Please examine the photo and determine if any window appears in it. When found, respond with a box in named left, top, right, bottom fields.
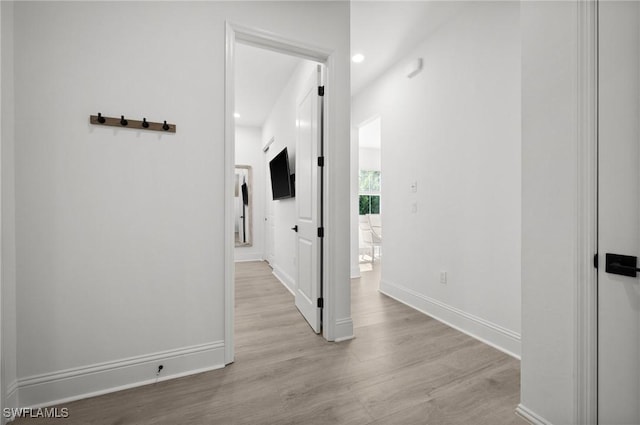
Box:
left=359, top=170, right=381, bottom=215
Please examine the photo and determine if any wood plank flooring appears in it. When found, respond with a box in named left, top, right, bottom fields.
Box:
left=14, top=261, right=525, bottom=424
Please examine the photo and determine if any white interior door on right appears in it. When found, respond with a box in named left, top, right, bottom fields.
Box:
left=598, top=2, right=640, bottom=424
left=294, top=66, right=322, bottom=333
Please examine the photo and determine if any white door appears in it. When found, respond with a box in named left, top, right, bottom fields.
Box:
left=294, top=66, right=323, bottom=333
left=598, top=2, right=640, bottom=423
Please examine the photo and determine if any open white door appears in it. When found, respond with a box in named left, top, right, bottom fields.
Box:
left=294, top=66, right=323, bottom=333
left=598, top=2, right=640, bottom=423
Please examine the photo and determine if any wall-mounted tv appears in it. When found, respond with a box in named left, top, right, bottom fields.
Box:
left=269, top=147, right=295, bottom=200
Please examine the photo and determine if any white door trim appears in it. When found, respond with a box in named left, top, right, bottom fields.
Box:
left=576, top=0, right=598, bottom=423
left=224, top=22, right=335, bottom=364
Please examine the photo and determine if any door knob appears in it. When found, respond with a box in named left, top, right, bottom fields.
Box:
left=605, top=253, right=640, bottom=277
left=291, top=225, right=298, bottom=232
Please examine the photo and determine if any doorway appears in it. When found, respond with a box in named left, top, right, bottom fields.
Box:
left=356, top=117, right=382, bottom=275
left=224, top=23, right=335, bottom=364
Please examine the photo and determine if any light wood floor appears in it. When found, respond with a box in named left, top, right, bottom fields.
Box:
left=15, top=261, right=525, bottom=425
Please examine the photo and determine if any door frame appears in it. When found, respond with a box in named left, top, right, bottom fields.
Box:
left=224, top=22, right=335, bottom=364
left=576, top=0, right=598, bottom=423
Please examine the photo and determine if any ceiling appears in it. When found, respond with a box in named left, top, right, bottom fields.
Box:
left=351, top=1, right=465, bottom=95
left=235, top=43, right=303, bottom=127
left=235, top=2, right=466, bottom=127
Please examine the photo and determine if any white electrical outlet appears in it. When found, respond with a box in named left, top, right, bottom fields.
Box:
left=410, top=181, right=418, bottom=193
left=411, top=202, right=418, bottom=213
left=440, top=271, right=447, bottom=284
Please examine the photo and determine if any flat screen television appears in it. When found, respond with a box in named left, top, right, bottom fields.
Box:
left=269, top=147, right=295, bottom=200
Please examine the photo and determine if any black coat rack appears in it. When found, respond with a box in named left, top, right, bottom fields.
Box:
left=90, top=113, right=176, bottom=133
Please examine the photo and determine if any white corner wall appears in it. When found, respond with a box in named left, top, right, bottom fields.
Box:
left=261, top=61, right=317, bottom=293
left=519, top=1, right=579, bottom=424
left=359, top=147, right=380, bottom=172
left=234, top=125, right=264, bottom=262
left=352, top=2, right=521, bottom=357
left=12, top=1, right=350, bottom=407
left=1, top=0, right=17, bottom=419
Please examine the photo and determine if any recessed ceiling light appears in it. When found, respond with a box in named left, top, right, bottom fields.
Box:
left=234, top=113, right=240, bottom=118
left=352, top=54, right=365, bottom=64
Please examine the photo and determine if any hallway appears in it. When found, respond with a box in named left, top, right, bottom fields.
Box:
left=14, top=261, right=523, bottom=424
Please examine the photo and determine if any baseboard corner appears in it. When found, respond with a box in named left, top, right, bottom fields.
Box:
left=516, top=404, right=552, bottom=425
left=332, top=317, right=354, bottom=342
left=379, top=279, right=521, bottom=359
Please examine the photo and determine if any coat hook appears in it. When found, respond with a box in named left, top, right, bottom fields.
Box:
left=120, top=115, right=128, bottom=126
left=162, top=121, right=170, bottom=131
left=142, top=118, right=149, bottom=128
left=97, top=113, right=106, bottom=124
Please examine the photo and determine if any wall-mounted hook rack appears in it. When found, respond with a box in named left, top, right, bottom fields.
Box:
left=90, top=113, right=176, bottom=133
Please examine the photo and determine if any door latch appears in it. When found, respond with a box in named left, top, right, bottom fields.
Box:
left=605, top=253, right=640, bottom=277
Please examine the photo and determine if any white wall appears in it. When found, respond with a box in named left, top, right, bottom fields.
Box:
left=1, top=1, right=17, bottom=419
left=234, top=126, right=264, bottom=262
left=352, top=2, right=521, bottom=356
left=359, top=147, right=380, bottom=172
left=12, top=1, right=350, bottom=407
left=519, top=1, right=578, bottom=424
left=262, top=61, right=317, bottom=293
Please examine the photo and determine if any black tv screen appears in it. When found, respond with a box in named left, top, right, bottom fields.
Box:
left=241, top=182, right=249, bottom=206
left=270, top=147, right=294, bottom=200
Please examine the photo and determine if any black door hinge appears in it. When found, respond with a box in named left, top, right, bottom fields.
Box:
left=317, top=156, right=325, bottom=167
left=318, top=86, right=325, bottom=96
left=317, top=298, right=324, bottom=308
left=594, top=253, right=598, bottom=269
left=317, top=227, right=324, bottom=238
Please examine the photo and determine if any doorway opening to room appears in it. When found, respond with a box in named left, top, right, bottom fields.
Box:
left=224, top=24, right=335, bottom=364
left=356, top=116, right=382, bottom=276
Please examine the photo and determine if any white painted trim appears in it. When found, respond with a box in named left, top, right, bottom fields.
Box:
left=321, top=54, right=346, bottom=342
left=356, top=113, right=382, bottom=131
left=230, top=22, right=332, bottom=63
left=350, top=266, right=361, bottom=279
left=516, top=404, right=553, bottom=425
left=4, top=381, right=17, bottom=420
left=575, top=1, right=599, bottom=424
left=224, top=22, right=236, bottom=366
left=2, top=381, right=17, bottom=422
left=333, top=318, right=354, bottom=342
left=17, top=341, right=225, bottom=408
left=0, top=2, right=4, bottom=420
left=234, top=254, right=264, bottom=263
left=272, top=264, right=296, bottom=296
left=225, top=21, right=342, bottom=348
left=380, top=279, right=520, bottom=358
left=5, top=382, right=16, bottom=401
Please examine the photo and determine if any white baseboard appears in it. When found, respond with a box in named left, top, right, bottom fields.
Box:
left=272, top=264, right=295, bottom=296
left=333, top=317, right=354, bottom=342
left=234, top=252, right=264, bottom=262
left=516, top=404, right=552, bottom=425
left=2, top=381, right=19, bottom=423
left=379, top=279, right=521, bottom=359
left=17, top=341, right=225, bottom=408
